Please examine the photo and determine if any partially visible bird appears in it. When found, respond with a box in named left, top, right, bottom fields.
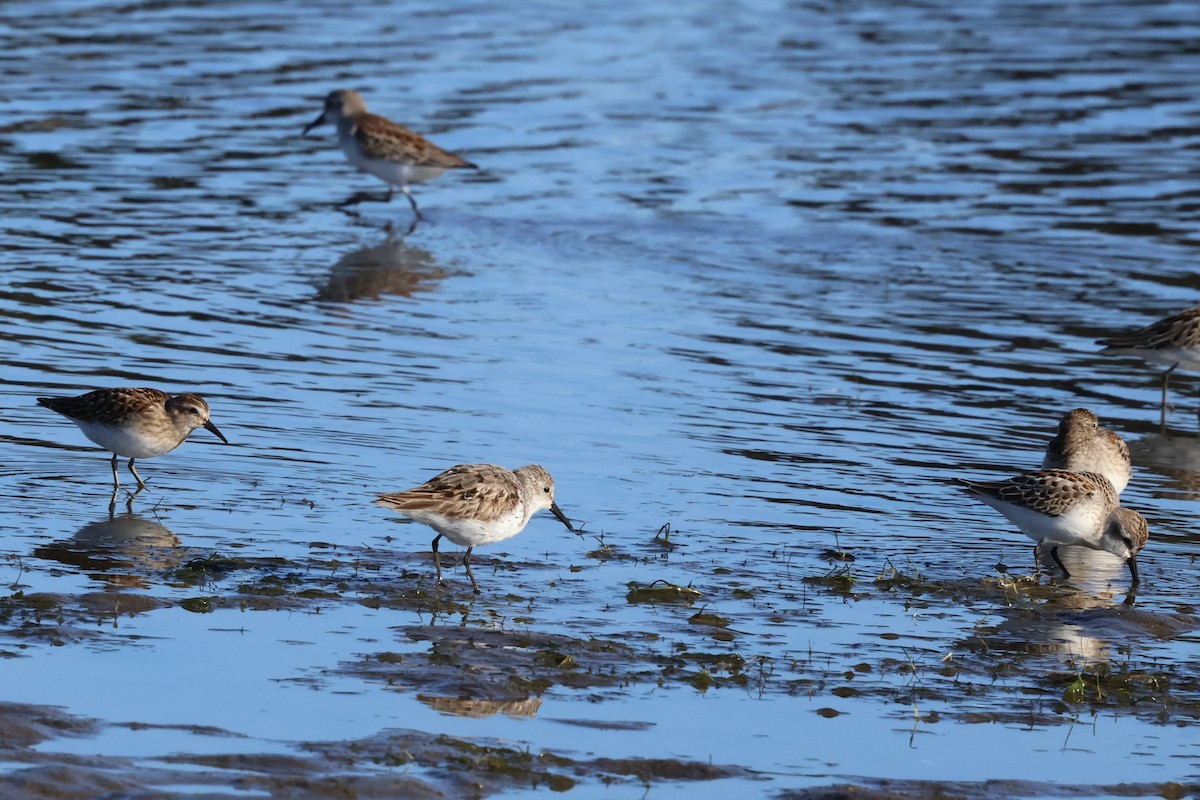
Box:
left=1098, top=304, right=1200, bottom=424
left=1041, top=408, right=1132, bottom=494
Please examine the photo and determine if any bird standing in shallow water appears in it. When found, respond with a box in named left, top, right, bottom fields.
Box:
left=303, top=88, right=477, bottom=221
left=37, top=387, right=229, bottom=492
left=1041, top=408, right=1132, bottom=494
left=1097, top=304, right=1200, bottom=426
left=375, top=463, right=575, bottom=593
left=956, top=469, right=1149, bottom=586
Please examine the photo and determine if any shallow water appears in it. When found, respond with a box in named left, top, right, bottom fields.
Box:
left=1, top=0, right=1199, bottom=796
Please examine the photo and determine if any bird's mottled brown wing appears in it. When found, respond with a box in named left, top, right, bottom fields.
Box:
left=37, top=387, right=169, bottom=424
left=957, top=470, right=1111, bottom=517
left=354, top=113, right=476, bottom=169
left=1098, top=305, right=1200, bottom=351
left=377, top=464, right=519, bottom=522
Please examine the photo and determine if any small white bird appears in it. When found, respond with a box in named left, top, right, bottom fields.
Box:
left=956, top=469, right=1149, bottom=585
left=375, top=464, right=574, bottom=593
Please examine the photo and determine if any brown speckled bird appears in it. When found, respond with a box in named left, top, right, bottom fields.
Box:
left=37, top=387, right=228, bottom=490
left=956, top=470, right=1148, bottom=585
left=1098, top=304, right=1200, bottom=422
left=1041, top=408, right=1131, bottom=494
left=303, top=89, right=476, bottom=219
left=375, top=464, right=574, bottom=593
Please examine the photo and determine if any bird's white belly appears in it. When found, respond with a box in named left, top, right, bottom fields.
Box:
left=980, top=496, right=1100, bottom=548
left=75, top=420, right=181, bottom=459
left=403, top=506, right=529, bottom=548
left=1116, top=346, right=1200, bottom=372
left=341, top=141, right=447, bottom=187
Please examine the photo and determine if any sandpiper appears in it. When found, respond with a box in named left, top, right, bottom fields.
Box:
left=302, top=89, right=476, bottom=219
left=956, top=469, right=1148, bottom=585
left=1041, top=408, right=1131, bottom=494
left=375, top=463, right=574, bottom=593
left=1098, top=304, right=1200, bottom=422
left=38, top=388, right=229, bottom=491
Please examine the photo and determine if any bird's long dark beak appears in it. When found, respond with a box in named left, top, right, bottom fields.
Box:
left=302, top=111, right=326, bottom=136
left=205, top=420, right=230, bottom=444
left=550, top=502, right=574, bottom=532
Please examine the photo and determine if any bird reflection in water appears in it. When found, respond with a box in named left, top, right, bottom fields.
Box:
left=1051, top=546, right=1141, bottom=610
left=316, top=230, right=445, bottom=303
left=969, top=554, right=1186, bottom=675
left=33, top=508, right=182, bottom=590
left=1128, top=429, right=1200, bottom=501
left=417, top=695, right=542, bottom=719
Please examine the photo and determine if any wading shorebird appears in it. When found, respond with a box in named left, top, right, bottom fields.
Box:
left=1097, top=304, right=1200, bottom=425
left=376, top=463, right=575, bottom=593
left=303, top=88, right=477, bottom=220
left=956, top=469, right=1149, bottom=586
left=38, top=387, right=229, bottom=491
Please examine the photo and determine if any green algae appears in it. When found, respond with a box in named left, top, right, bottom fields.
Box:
left=625, top=580, right=702, bottom=604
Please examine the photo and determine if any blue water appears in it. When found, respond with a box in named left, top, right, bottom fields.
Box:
left=1, top=0, right=1199, bottom=795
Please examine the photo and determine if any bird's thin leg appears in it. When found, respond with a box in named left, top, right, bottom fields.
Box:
left=1162, top=363, right=1178, bottom=428
left=128, top=458, right=148, bottom=490
left=1049, top=546, right=1070, bottom=578
left=401, top=186, right=422, bottom=220
left=382, top=218, right=417, bottom=240
left=1031, top=543, right=1042, bottom=578
left=432, top=534, right=446, bottom=587
left=110, top=454, right=120, bottom=490
left=463, top=546, right=480, bottom=594
left=1195, top=372, right=1200, bottom=425
left=1126, top=556, right=1140, bottom=587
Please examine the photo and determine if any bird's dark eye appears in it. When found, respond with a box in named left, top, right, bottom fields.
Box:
left=543, top=486, right=550, bottom=493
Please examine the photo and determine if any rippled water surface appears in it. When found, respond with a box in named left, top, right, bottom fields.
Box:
left=2, top=0, right=1200, bottom=796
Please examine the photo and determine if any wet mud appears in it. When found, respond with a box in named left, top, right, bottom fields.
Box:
left=0, top=699, right=750, bottom=799
left=0, top=528, right=1195, bottom=796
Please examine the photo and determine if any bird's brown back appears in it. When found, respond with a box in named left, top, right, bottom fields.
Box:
left=376, top=464, right=520, bottom=522
left=353, top=113, right=477, bottom=169
left=37, top=388, right=170, bottom=424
